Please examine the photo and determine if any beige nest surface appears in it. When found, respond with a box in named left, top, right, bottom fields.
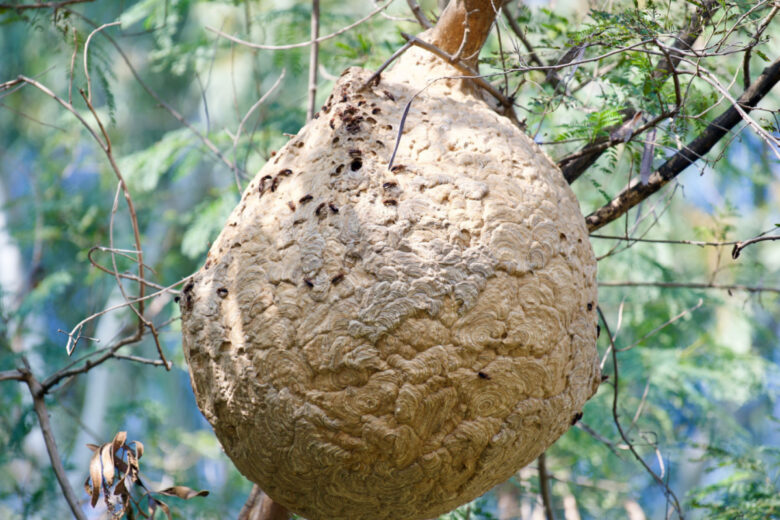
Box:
left=181, top=48, right=600, bottom=520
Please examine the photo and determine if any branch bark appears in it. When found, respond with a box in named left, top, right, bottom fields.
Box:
left=586, top=55, right=780, bottom=232
left=538, top=452, right=556, bottom=520
left=428, top=0, right=507, bottom=68
left=238, top=485, right=290, bottom=520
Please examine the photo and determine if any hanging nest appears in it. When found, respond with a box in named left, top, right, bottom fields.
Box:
left=180, top=2, right=600, bottom=519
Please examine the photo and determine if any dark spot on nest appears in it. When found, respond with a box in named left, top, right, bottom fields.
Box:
left=271, top=176, right=281, bottom=192
left=383, top=181, right=397, bottom=190
left=329, top=203, right=339, bottom=213
left=217, top=287, right=228, bottom=298
left=372, top=107, right=381, bottom=115
left=331, top=273, right=344, bottom=284
left=390, top=164, right=405, bottom=172
left=350, top=158, right=363, bottom=171
left=587, top=302, right=594, bottom=311
left=174, top=296, right=180, bottom=303
left=477, top=371, right=491, bottom=380
left=183, top=282, right=194, bottom=293
left=596, top=324, right=601, bottom=338
left=287, top=201, right=296, bottom=211
left=304, top=278, right=314, bottom=288
left=601, top=374, right=610, bottom=382
left=382, top=90, right=395, bottom=101
left=278, top=168, right=293, bottom=176
left=299, top=194, right=313, bottom=204
left=315, top=202, right=327, bottom=217
left=570, top=412, right=583, bottom=425
left=383, top=199, right=397, bottom=206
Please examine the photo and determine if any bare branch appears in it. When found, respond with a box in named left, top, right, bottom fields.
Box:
left=19, top=362, right=89, bottom=520
left=732, top=234, right=780, bottom=259
left=0, top=0, right=92, bottom=9
left=407, top=0, right=433, bottom=29
left=599, top=280, right=780, bottom=295
left=585, top=55, right=780, bottom=232
left=538, top=452, right=556, bottom=520
left=0, top=369, right=24, bottom=382
left=83, top=21, right=120, bottom=104
left=598, top=308, right=684, bottom=518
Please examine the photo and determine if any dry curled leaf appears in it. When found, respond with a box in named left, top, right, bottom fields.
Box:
left=84, top=431, right=209, bottom=519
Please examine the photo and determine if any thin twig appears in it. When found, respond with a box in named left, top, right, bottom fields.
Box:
left=616, top=299, right=704, bottom=353
left=599, top=281, right=780, bottom=294
left=83, top=21, right=120, bottom=104
left=598, top=308, right=684, bottom=518
left=307, top=0, right=320, bottom=122
left=732, top=234, right=780, bottom=259
left=361, top=41, right=413, bottom=89
left=205, top=1, right=392, bottom=51
left=232, top=70, right=286, bottom=191
left=65, top=9, right=242, bottom=176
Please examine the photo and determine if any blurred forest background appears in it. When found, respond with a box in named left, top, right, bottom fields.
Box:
left=1, top=0, right=779, bottom=518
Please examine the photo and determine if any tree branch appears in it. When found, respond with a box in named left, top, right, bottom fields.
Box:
left=238, top=485, right=290, bottom=520
left=20, top=361, right=88, bottom=520
left=599, top=281, right=780, bottom=295
left=0, top=0, right=92, bottom=9
left=585, top=55, right=780, bottom=232
left=538, top=452, right=556, bottom=520
left=407, top=0, right=432, bottom=29
left=306, top=0, right=319, bottom=122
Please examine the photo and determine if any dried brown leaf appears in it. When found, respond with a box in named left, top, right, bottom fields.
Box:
left=100, top=442, right=116, bottom=486
left=148, top=497, right=172, bottom=520
left=112, top=431, right=128, bottom=451
left=88, top=447, right=104, bottom=507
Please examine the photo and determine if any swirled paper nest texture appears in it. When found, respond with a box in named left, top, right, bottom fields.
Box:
left=181, top=48, right=600, bottom=520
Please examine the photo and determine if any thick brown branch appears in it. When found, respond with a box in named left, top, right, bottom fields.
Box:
left=429, top=0, right=507, bottom=68
left=585, top=55, right=780, bottom=232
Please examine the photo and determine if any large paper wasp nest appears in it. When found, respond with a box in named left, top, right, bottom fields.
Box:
left=181, top=14, right=600, bottom=520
